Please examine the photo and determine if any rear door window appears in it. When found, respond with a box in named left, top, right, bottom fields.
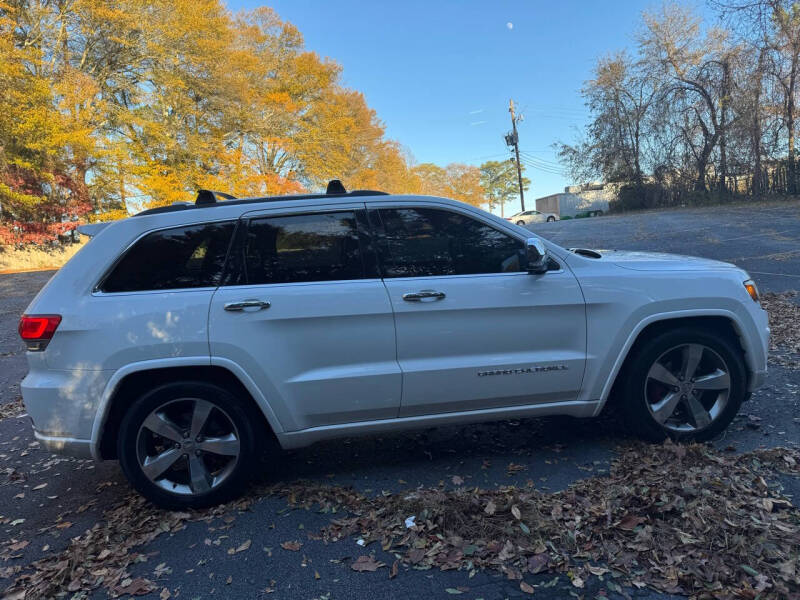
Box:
left=241, top=211, right=367, bottom=285
left=100, top=222, right=235, bottom=292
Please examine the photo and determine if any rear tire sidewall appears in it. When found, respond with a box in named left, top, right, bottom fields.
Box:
left=621, top=328, right=746, bottom=442
left=118, top=381, right=258, bottom=509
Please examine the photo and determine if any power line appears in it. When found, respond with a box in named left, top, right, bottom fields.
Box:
left=519, top=158, right=566, bottom=176
left=519, top=152, right=564, bottom=168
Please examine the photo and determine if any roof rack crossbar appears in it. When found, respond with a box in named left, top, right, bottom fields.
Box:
left=196, top=189, right=237, bottom=205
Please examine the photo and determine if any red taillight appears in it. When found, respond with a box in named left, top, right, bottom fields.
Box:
left=19, top=315, right=61, bottom=350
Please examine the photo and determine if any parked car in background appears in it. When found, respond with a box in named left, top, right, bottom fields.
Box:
left=19, top=182, right=769, bottom=509
left=506, top=209, right=559, bottom=226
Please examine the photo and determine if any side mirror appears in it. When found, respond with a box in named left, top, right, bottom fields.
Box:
left=525, top=237, right=548, bottom=274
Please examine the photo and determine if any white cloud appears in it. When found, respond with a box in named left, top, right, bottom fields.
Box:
left=506, top=22, right=513, bottom=30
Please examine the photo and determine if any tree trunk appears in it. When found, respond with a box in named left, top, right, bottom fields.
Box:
left=788, top=55, right=797, bottom=194
left=719, top=59, right=730, bottom=194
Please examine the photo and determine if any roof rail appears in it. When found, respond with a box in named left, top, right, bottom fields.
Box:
left=134, top=182, right=389, bottom=217
left=196, top=190, right=237, bottom=205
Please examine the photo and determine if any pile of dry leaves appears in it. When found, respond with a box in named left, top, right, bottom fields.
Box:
left=0, top=397, right=24, bottom=420
left=282, top=442, right=800, bottom=599
left=761, top=291, right=800, bottom=365
left=5, top=442, right=798, bottom=599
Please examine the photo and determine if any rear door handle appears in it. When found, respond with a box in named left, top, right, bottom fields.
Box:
left=402, top=290, right=446, bottom=302
left=224, top=299, right=271, bottom=312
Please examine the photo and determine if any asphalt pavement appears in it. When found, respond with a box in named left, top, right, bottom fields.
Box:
left=1, top=199, right=798, bottom=599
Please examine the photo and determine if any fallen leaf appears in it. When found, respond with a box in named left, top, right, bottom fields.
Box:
left=520, top=581, right=535, bottom=594
left=511, top=505, right=521, bottom=520
left=527, top=553, right=548, bottom=574
left=115, top=577, right=154, bottom=596
left=451, top=475, right=464, bottom=485
left=280, top=540, right=302, bottom=552
left=350, top=555, right=385, bottom=572
left=484, top=501, right=496, bottom=515
left=159, top=588, right=171, bottom=600
left=616, top=515, right=645, bottom=531
left=8, top=540, right=28, bottom=552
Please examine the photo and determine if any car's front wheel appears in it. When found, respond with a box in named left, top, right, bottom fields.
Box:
left=546, top=216, right=555, bottom=222
left=620, top=327, right=746, bottom=442
left=118, top=381, right=258, bottom=509
left=516, top=220, right=526, bottom=226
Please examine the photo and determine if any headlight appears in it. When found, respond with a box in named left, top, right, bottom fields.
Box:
left=743, top=279, right=760, bottom=303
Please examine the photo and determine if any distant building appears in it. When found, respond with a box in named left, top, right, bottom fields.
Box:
left=535, top=182, right=617, bottom=217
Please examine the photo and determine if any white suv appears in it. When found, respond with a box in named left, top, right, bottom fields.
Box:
left=19, top=184, right=769, bottom=508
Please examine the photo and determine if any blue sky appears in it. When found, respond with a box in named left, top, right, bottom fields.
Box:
left=226, top=1, right=705, bottom=210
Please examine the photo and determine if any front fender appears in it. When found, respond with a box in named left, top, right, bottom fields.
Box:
left=589, top=306, right=768, bottom=416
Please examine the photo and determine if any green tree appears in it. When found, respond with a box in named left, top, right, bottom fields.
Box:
left=479, top=160, right=529, bottom=214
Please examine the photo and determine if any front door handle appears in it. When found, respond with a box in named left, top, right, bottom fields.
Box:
left=402, top=290, right=446, bottom=302
left=224, top=299, right=271, bottom=312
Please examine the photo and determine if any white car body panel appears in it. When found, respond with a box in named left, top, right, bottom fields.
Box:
left=18, top=194, right=770, bottom=460
left=209, top=279, right=401, bottom=430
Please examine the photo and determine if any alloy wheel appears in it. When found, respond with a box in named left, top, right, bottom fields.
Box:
left=136, top=398, right=241, bottom=496
left=644, top=343, right=731, bottom=433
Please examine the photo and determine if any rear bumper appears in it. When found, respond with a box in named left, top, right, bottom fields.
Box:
left=33, top=430, right=93, bottom=459
left=21, top=366, right=111, bottom=459
left=748, top=368, right=768, bottom=393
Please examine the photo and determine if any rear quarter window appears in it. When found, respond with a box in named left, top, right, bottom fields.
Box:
left=100, top=222, right=235, bottom=293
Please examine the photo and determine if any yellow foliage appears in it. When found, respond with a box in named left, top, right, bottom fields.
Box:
left=1, top=0, right=480, bottom=229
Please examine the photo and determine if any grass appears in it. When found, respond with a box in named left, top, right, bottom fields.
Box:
left=0, top=240, right=86, bottom=273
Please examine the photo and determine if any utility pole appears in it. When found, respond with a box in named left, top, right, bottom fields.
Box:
left=505, top=99, right=525, bottom=212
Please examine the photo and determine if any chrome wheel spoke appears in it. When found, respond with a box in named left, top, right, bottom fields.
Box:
left=684, top=394, right=712, bottom=429
left=647, top=362, right=679, bottom=387
left=693, top=369, right=730, bottom=390
left=188, top=453, right=212, bottom=494
left=681, top=344, right=704, bottom=380
left=142, top=447, right=182, bottom=480
left=651, top=391, right=682, bottom=424
left=136, top=398, right=241, bottom=497
left=142, top=412, right=184, bottom=443
left=190, top=399, right=214, bottom=439
left=645, top=343, right=731, bottom=434
left=198, top=434, right=240, bottom=456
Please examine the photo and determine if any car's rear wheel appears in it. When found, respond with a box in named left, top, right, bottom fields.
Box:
left=118, top=381, right=258, bottom=509
left=516, top=220, right=526, bottom=226
left=620, top=328, right=746, bottom=442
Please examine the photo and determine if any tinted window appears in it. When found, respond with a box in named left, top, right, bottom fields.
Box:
left=376, top=208, right=524, bottom=278
left=243, top=212, right=365, bottom=284
left=101, top=222, right=235, bottom=292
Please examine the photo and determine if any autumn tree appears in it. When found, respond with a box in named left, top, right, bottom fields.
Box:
left=479, top=160, right=528, bottom=214
left=0, top=1, right=447, bottom=243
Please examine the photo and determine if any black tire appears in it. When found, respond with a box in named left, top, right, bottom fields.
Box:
left=118, top=381, right=259, bottom=509
left=516, top=220, right=526, bottom=226
left=619, top=327, right=746, bottom=442
left=546, top=216, right=555, bottom=222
